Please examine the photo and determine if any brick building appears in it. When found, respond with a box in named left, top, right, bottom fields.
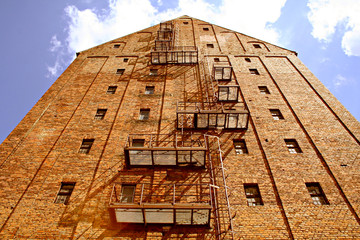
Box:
left=0, top=15, right=360, bottom=239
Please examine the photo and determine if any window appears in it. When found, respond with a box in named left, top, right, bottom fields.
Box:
left=139, top=109, right=150, bottom=120
left=107, top=86, right=117, bottom=94
left=114, top=44, right=120, bottom=48
left=245, top=57, right=251, bottom=62
left=203, top=27, right=209, bottom=31
left=207, top=44, right=214, bottom=48
left=79, top=139, right=94, bottom=154
left=285, top=139, right=302, bottom=154
left=145, top=86, right=155, bottom=94
left=183, top=22, right=189, bottom=25
left=306, top=182, right=329, bottom=205
left=55, top=182, right=75, bottom=204
left=120, top=185, right=136, bottom=203
left=123, top=58, right=128, bottom=62
left=244, top=184, right=263, bottom=206
left=95, top=109, right=107, bottom=120
left=116, top=69, right=125, bottom=75
left=150, top=69, right=158, bottom=76
left=270, top=109, right=284, bottom=120
left=214, top=58, right=220, bottom=62
left=258, top=86, right=270, bottom=94
left=132, top=139, right=145, bottom=147
left=253, top=44, right=261, bottom=49
left=249, top=69, right=259, bottom=75
left=233, top=140, right=248, bottom=154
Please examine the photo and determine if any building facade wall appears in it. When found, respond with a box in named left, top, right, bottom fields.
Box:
left=0, top=16, right=359, bottom=239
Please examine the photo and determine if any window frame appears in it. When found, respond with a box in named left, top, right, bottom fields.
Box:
left=233, top=139, right=248, bottom=154
left=258, top=86, right=270, bottom=94
left=79, top=139, right=94, bottom=154
left=120, top=184, right=136, bottom=203
left=149, top=69, right=158, bottom=76
left=107, top=86, right=117, bottom=94
left=95, top=109, right=107, bottom=120
left=116, top=69, right=125, bottom=75
left=284, top=139, right=302, bottom=154
left=139, top=109, right=150, bottom=120
left=145, top=86, right=155, bottom=94
left=55, top=182, right=76, bottom=205
left=305, top=182, right=329, bottom=205
left=244, top=184, right=263, bottom=206
left=270, top=109, right=284, bottom=120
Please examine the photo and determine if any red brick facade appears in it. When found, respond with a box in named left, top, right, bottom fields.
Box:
left=1, top=16, right=360, bottom=239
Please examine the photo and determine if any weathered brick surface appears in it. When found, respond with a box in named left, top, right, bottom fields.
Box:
left=0, top=16, right=359, bottom=239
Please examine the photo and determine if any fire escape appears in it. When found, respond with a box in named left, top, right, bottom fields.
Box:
left=109, top=20, right=249, bottom=239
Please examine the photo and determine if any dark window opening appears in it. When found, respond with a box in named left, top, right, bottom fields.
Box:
left=132, top=139, right=145, bottom=147
left=95, top=109, right=107, bottom=120
left=116, top=69, right=125, bottom=75
left=107, top=86, right=117, bottom=94
left=253, top=44, right=261, bottom=49
left=203, top=27, right=209, bottom=31
left=245, top=57, right=251, bottom=62
left=120, top=185, right=136, bottom=203
left=285, top=139, right=302, bottom=154
left=249, top=69, right=259, bottom=75
left=55, top=182, right=75, bottom=205
left=306, top=182, right=329, bottom=205
left=207, top=44, right=214, bottom=48
left=270, top=109, right=284, bottom=120
left=244, top=184, right=263, bottom=206
left=258, top=86, right=270, bottom=94
left=114, top=44, right=120, bottom=48
left=233, top=139, right=248, bottom=154
left=139, top=109, right=150, bottom=120
left=214, top=58, right=220, bottom=62
left=145, top=86, right=155, bottom=94
left=150, top=69, right=158, bottom=76
left=183, top=22, right=189, bottom=25
left=123, top=58, right=128, bottom=62
left=79, top=139, right=94, bottom=154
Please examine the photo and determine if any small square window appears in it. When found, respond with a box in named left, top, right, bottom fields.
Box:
left=95, top=109, right=107, bottom=120
left=233, top=140, right=248, bottom=154
left=285, top=139, right=302, bottom=154
left=258, top=86, right=270, bottom=94
left=203, top=27, right=209, bottom=31
left=306, top=182, right=329, bottom=205
left=139, top=109, right=150, bottom=120
left=107, top=86, right=117, bottom=94
left=132, top=139, right=145, bottom=147
left=253, top=44, right=261, bottom=49
left=120, top=185, right=136, bottom=203
left=270, top=109, right=284, bottom=120
left=123, top=58, right=128, bottom=62
left=116, top=69, right=125, bottom=75
left=183, top=22, right=189, bottom=25
left=249, top=69, right=259, bottom=75
left=55, top=182, right=75, bottom=205
left=244, top=184, right=263, bottom=206
left=145, top=86, right=155, bottom=94
left=214, top=58, right=220, bottom=62
left=79, top=139, right=94, bottom=154
left=114, top=44, right=120, bottom=48
left=245, top=58, right=251, bottom=62
left=207, top=44, right=214, bottom=48
left=150, top=69, right=158, bottom=76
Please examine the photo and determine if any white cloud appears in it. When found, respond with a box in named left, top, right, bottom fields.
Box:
left=307, top=0, right=360, bottom=56
left=63, top=0, right=287, bottom=53
left=47, top=59, right=63, bottom=78
left=333, top=74, right=352, bottom=89
left=49, top=35, right=62, bottom=52
left=48, top=0, right=288, bottom=76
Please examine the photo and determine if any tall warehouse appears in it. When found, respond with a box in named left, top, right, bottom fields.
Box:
left=0, top=16, right=360, bottom=239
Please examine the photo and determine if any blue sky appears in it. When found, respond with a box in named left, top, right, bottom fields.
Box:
left=0, top=0, right=359, bottom=143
